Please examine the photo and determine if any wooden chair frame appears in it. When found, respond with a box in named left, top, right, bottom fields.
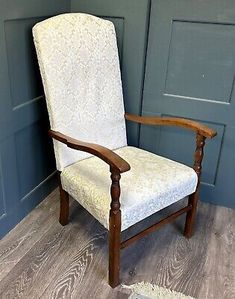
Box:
left=49, top=113, right=217, bottom=288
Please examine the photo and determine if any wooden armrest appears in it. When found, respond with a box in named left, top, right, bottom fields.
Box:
left=49, top=130, right=131, bottom=173
left=125, top=113, right=217, bottom=139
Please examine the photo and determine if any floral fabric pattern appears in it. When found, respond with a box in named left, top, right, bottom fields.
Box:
left=33, top=14, right=198, bottom=231
left=33, top=13, right=127, bottom=170
left=61, top=146, right=198, bottom=231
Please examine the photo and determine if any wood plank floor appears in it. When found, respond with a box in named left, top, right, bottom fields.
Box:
left=0, top=188, right=234, bottom=299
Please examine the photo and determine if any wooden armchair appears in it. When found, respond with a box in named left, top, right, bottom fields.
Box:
left=33, top=13, right=217, bottom=288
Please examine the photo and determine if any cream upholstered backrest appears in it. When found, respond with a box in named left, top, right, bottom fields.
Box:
left=33, top=13, right=127, bottom=171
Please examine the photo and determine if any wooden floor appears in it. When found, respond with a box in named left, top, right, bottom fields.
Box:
left=0, top=188, right=234, bottom=299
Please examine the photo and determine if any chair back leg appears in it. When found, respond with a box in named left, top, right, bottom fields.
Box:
left=184, top=190, right=199, bottom=238
left=58, top=173, right=70, bottom=226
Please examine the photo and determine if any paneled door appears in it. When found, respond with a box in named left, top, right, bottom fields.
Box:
left=0, top=0, right=70, bottom=237
left=71, top=0, right=151, bottom=145
left=140, top=0, right=235, bottom=208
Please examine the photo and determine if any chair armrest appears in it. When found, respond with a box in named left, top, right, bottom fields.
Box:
left=125, top=113, right=217, bottom=139
left=49, top=130, right=131, bottom=173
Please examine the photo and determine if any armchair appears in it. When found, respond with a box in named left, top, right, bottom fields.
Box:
left=33, top=13, right=217, bottom=288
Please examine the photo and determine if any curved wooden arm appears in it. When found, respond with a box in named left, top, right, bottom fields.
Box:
left=125, top=113, right=217, bottom=139
left=49, top=130, right=131, bottom=173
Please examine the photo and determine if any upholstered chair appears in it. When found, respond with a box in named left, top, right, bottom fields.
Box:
left=33, top=13, right=217, bottom=288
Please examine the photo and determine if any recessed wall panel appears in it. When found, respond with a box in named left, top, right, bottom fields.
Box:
left=15, top=119, right=55, bottom=199
left=4, top=17, right=45, bottom=108
left=165, top=21, right=235, bottom=103
left=0, top=0, right=69, bottom=237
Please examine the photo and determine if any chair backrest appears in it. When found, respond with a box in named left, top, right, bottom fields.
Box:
left=33, top=13, right=127, bottom=170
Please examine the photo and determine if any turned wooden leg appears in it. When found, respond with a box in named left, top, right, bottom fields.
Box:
left=58, top=174, right=69, bottom=226
left=184, top=133, right=205, bottom=239
left=109, top=170, right=121, bottom=288
left=184, top=190, right=199, bottom=238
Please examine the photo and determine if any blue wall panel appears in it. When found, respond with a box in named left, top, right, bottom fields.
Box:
left=0, top=0, right=70, bottom=238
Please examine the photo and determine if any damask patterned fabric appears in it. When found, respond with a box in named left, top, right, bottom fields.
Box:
left=33, top=13, right=198, bottom=231
left=61, top=146, right=198, bottom=231
left=33, top=13, right=127, bottom=170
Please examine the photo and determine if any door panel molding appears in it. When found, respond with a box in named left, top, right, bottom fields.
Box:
left=141, top=0, right=235, bottom=208
left=0, top=0, right=69, bottom=237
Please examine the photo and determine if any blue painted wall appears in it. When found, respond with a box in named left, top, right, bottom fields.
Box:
left=140, top=0, right=235, bottom=210
left=0, top=0, right=70, bottom=238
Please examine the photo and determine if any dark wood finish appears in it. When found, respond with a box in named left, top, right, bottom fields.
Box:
left=49, top=130, right=130, bottom=174
left=58, top=172, right=70, bottom=226
left=109, top=169, right=121, bottom=288
left=121, top=205, right=192, bottom=249
left=49, top=118, right=216, bottom=288
left=49, top=130, right=124, bottom=287
left=125, top=113, right=217, bottom=138
left=184, top=134, right=206, bottom=238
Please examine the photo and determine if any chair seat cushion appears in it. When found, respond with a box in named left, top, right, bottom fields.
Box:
left=61, top=146, right=198, bottom=231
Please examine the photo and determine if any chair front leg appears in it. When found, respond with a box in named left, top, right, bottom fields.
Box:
left=58, top=173, right=70, bottom=226
left=184, top=133, right=206, bottom=238
left=109, top=170, right=121, bottom=288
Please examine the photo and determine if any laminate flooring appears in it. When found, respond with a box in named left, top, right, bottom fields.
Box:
left=0, top=188, right=234, bottom=299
